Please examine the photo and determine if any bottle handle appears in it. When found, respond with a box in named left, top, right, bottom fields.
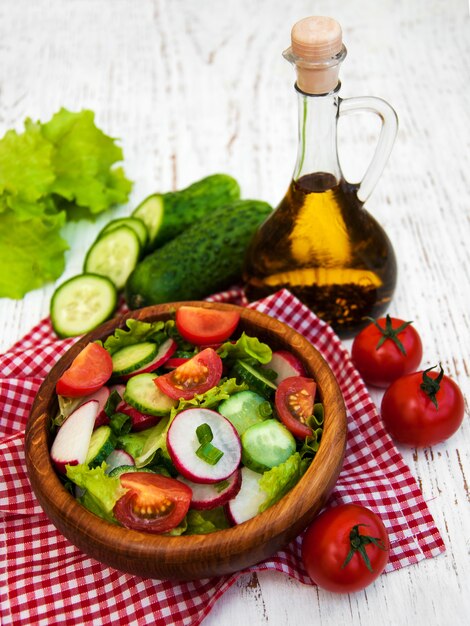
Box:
left=339, top=96, right=398, bottom=203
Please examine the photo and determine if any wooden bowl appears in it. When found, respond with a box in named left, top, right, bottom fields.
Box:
left=25, top=301, right=347, bottom=581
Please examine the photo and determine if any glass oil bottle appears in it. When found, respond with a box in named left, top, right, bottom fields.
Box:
left=243, top=16, right=398, bottom=337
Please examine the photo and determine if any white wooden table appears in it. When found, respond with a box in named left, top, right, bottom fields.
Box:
left=1, top=1, right=469, bottom=624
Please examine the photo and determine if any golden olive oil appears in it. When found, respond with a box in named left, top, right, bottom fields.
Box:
left=244, top=173, right=397, bottom=336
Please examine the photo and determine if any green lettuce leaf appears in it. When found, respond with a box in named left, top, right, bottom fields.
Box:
left=184, top=507, right=230, bottom=535
left=103, top=319, right=166, bottom=355
left=0, top=108, right=132, bottom=298
left=0, top=209, right=68, bottom=298
left=170, top=377, right=248, bottom=415
left=118, top=427, right=159, bottom=460
left=66, top=462, right=126, bottom=517
left=258, top=452, right=304, bottom=513
left=0, top=122, right=54, bottom=205
left=78, top=490, right=118, bottom=524
left=40, top=108, right=132, bottom=214
left=133, top=417, right=170, bottom=467
left=217, top=332, right=272, bottom=365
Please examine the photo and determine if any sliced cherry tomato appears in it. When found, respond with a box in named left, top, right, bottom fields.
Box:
left=381, top=364, right=464, bottom=447
left=56, top=342, right=113, bottom=397
left=113, top=472, right=192, bottom=534
left=175, top=306, right=240, bottom=345
left=351, top=315, right=423, bottom=388
left=275, top=376, right=317, bottom=439
left=302, top=504, right=389, bottom=593
left=155, top=348, right=223, bottom=400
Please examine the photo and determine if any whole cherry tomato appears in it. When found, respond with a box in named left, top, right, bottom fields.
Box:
left=381, top=364, right=464, bottom=447
left=302, top=503, right=389, bottom=593
left=351, top=315, right=423, bottom=388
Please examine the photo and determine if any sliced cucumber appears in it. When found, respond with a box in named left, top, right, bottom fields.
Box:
left=232, top=361, right=277, bottom=399
left=85, top=425, right=116, bottom=467
left=111, top=342, right=159, bottom=377
left=241, top=419, right=296, bottom=473
left=132, top=194, right=164, bottom=246
left=99, top=217, right=149, bottom=249
left=50, top=273, right=118, bottom=338
left=124, top=373, right=178, bottom=416
left=218, top=391, right=270, bottom=436
left=84, top=225, right=141, bottom=290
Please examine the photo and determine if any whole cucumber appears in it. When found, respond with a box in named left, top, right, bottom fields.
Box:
left=125, top=199, right=272, bottom=309
left=132, top=173, right=240, bottom=250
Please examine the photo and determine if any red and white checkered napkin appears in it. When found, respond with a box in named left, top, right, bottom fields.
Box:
left=0, top=289, right=445, bottom=626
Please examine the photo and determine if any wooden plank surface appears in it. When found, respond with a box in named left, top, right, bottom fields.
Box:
left=1, top=0, right=469, bottom=624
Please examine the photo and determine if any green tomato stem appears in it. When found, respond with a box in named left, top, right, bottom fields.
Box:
left=369, top=314, right=413, bottom=356
left=420, top=364, right=445, bottom=409
left=342, top=524, right=387, bottom=572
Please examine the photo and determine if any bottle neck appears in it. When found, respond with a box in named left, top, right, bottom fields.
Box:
left=293, top=83, right=342, bottom=188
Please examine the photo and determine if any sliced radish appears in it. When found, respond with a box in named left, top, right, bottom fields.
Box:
left=167, top=408, right=241, bottom=484
left=119, top=338, right=177, bottom=380
left=163, top=357, right=190, bottom=370
left=178, top=469, right=241, bottom=510
left=225, top=466, right=268, bottom=525
left=116, top=400, right=162, bottom=431
left=82, top=386, right=110, bottom=428
left=50, top=400, right=99, bottom=474
left=108, top=383, right=126, bottom=396
left=105, top=449, right=135, bottom=473
left=263, top=350, right=306, bottom=383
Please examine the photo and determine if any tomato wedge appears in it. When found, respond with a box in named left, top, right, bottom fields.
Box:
left=56, top=342, right=113, bottom=397
left=275, top=376, right=317, bottom=439
left=175, top=306, right=240, bottom=345
left=113, top=473, right=192, bottom=534
left=155, top=348, right=223, bottom=400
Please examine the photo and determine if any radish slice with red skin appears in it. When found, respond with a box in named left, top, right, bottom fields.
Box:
left=163, top=357, right=190, bottom=370
left=94, top=383, right=125, bottom=428
left=118, top=338, right=177, bottom=380
left=225, top=466, right=267, bottom=525
left=82, top=386, right=110, bottom=429
left=167, top=408, right=241, bottom=484
left=263, top=350, right=306, bottom=383
left=178, top=469, right=241, bottom=510
left=108, top=383, right=126, bottom=396
left=105, top=449, right=135, bottom=473
left=116, top=400, right=162, bottom=431
left=51, top=400, right=99, bottom=474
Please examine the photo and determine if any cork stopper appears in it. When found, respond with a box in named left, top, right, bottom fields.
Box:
left=283, top=16, right=346, bottom=95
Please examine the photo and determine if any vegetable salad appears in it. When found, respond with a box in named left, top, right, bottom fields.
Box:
left=51, top=306, right=323, bottom=535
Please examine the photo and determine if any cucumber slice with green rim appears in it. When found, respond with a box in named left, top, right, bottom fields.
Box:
left=99, top=217, right=149, bottom=249
left=218, top=391, right=271, bottom=436
left=84, top=225, right=141, bottom=290
left=132, top=194, right=164, bottom=246
left=232, top=361, right=277, bottom=399
left=50, top=273, right=118, bottom=338
left=111, top=342, right=159, bottom=377
left=124, top=373, right=178, bottom=416
left=241, top=419, right=296, bottom=473
left=85, top=425, right=116, bottom=467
